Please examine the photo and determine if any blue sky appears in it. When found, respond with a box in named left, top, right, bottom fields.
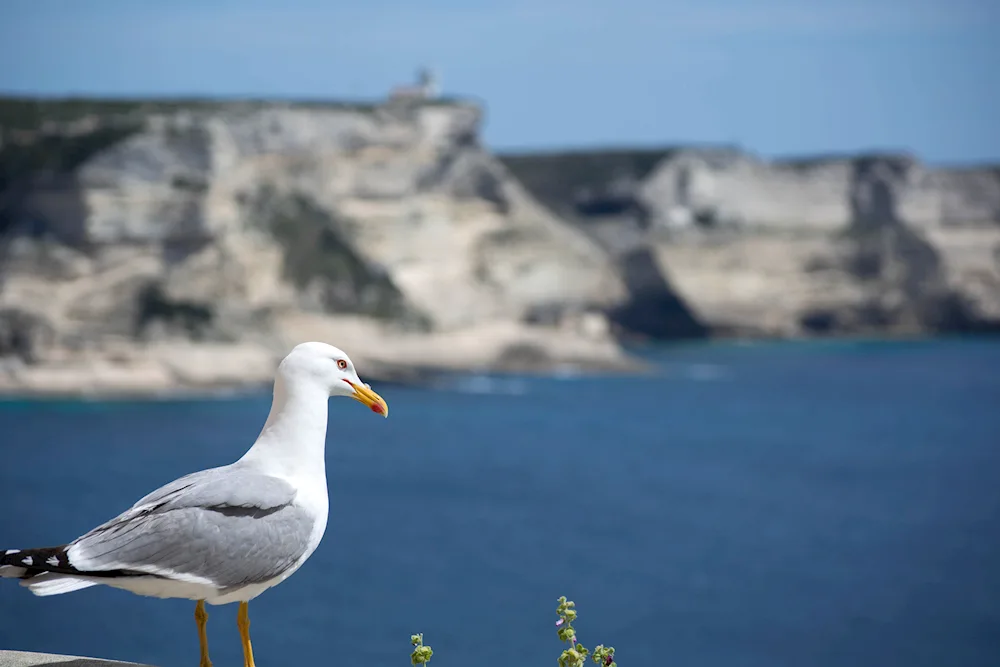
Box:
left=2, top=0, right=998, bottom=164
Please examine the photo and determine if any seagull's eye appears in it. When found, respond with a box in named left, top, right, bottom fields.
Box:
left=336, top=359, right=348, bottom=370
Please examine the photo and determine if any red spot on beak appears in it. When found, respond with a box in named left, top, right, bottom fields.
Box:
left=370, top=402, right=384, bottom=415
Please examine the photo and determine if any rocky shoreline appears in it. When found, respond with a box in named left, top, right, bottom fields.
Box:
left=0, top=316, right=646, bottom=398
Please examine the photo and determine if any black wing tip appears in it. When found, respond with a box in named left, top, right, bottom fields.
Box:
left=1, top=545, right=72, bottom=578
left=2, top=545, right=154, bottom=581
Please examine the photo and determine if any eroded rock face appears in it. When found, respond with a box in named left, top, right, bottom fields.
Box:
left=606, top=247, right=708, bottom=340
left=638, top=150, right=1000, bottom=231
left=0, top=101, right=626, bottom=390
left=504, top=147, right=1000, bottom=338
left=794, top=159, right=995, bottom=335
left=0, top=308, right=54, bottom=363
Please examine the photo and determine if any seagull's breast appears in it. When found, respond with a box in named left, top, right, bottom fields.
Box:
left=289, top=474, right=331, bottom=567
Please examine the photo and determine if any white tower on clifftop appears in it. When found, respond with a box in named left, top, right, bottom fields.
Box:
left=417, top=67, right=439, bottom=98
left=387, top=67, right=440, bottom=103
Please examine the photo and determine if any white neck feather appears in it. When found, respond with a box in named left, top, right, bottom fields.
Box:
left=239, top=372, right=330, bottom=485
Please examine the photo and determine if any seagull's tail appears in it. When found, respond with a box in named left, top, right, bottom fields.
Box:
left=1, top=545, right=98, bottom=595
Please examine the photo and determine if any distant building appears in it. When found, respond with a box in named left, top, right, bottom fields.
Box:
left=388, top=67, right=439, bottom=102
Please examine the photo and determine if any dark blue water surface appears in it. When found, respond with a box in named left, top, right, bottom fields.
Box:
left=1, top=339, right=999, bottom=667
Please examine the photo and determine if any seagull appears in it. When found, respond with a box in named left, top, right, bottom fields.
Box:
left=1, top=342, right=388, bottom=667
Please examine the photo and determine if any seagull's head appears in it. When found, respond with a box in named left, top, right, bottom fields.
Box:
left=279, top=342, right=388, bottom=417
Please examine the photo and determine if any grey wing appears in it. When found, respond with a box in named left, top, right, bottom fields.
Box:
left=130, top=463, right=296, bottom=512
left=67, top=464, right=315, bottom=590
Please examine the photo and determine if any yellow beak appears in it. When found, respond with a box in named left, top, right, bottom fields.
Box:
left=348, top=381, right=389, bottom=417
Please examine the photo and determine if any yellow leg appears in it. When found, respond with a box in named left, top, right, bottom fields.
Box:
left=237, top=601, right=256, bottom=667
left=194, top=600, right=212, bottom=667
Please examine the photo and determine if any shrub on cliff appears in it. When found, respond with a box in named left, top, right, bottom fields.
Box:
left=245, top=185, right=430, bottom=330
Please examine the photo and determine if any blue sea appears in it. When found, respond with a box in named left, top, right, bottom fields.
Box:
left=1, top=339, right=999, bottom=667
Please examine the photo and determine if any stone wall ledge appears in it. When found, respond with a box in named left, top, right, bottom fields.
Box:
left=0, top=651, right=153, bottom=667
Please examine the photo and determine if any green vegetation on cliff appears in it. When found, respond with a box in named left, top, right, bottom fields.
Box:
left=0, top=93, right=468, bottom=193
left=0, top=97, right=372, bottom=133
left=0, top=94, right=470, bottom=133
left=0, top=120, right=141, bottom=237
left=0, top=125, right=140, bottom=184
left=246, top=186, right=430, bottom=329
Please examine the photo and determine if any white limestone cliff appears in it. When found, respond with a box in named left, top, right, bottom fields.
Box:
left=0, top=99, right=630, bottom=395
